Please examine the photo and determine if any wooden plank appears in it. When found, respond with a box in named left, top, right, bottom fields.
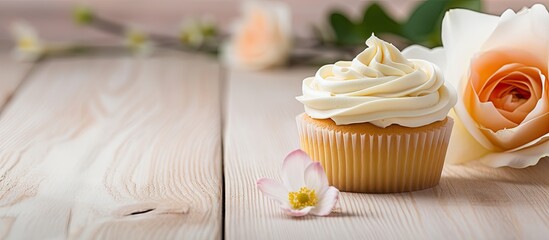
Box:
left=0, top=49, right=34, bottom=111
left=0, top=51, right=222, bottom=239
left=224, top=68, right=549, bottom=239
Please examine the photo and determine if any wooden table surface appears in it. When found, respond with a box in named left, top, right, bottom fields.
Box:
left=0, top=48, right=548, bottom=240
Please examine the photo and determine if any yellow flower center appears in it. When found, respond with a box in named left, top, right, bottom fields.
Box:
left=18, top=38, right=35, bottom=50
left=288, top=187, right=317, bottom=210
left=129, top=33, right=146, bottom=47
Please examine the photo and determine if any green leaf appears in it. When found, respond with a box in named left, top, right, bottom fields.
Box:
left=429, top=0, right=482, bottom=46
left=361, top=3, right=401, bottom=36
left=403, top=0, right=482, bottom=47
left=329, top=3, right=403, bottom=46
left=447, top=0, right=482, bottom=11
left=329, top=12, right=364, bottom=45
left=402, top=0, right=448, bottom=43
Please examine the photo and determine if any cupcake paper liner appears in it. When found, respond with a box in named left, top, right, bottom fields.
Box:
left=297, top=114, right=454, bottom=193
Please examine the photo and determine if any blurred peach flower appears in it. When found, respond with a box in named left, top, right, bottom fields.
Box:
left=222, top=0, right=292, bottom=70
left=10, top=22, right=45, bottom=62
left=403, top=4, right=549, bottom=168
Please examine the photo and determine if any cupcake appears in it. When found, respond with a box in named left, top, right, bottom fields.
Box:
left=296, top=35, right=457, bottom=193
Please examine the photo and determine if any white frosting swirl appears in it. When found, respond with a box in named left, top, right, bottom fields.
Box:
left=296, top=35, right=457, bottom=128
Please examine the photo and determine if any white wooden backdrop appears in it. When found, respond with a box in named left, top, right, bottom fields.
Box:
left=0, top=50, right=222, bottom=239
left=0, top=15, right=549, bottom=238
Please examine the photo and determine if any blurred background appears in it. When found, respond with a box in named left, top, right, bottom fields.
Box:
left=1, top=0, right=546, bottom=43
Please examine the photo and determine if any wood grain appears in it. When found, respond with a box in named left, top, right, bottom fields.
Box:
left=223, top=68, right=549, bottom=240
left=0, top=51, right=222, bottom=239
left=0, top=49, right=34, bottom=111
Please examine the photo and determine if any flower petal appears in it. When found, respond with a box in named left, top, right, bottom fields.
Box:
left=402, top=45, right=447, bottom=73
left=446, top=110, right=491, bottom=164
left=304, top=162, right=329, bottom=194
left=480, top=113, right=549, bottom=150
left=281, top=149, right=313, bottom=191
left=454, top=95, right=498, bottom=150
left=281, top=206, right=313, bottom=217
left=480, top=4, right=549, bottom=69
left=481, top=140, right=549, bottom=168
left=11, top=22, right=39, bottom=40
left=310, top=186, right=339, bottom=216
left=257, top=178, right=288, bottom=205
left=442, top=8, right=499, bottom=91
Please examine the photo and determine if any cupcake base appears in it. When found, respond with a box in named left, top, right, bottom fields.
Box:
left=297, top=113, right=454, bottom=193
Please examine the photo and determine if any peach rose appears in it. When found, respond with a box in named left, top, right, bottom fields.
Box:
left=222, top=1, right=292, bottom=70
left=403, top=4, right=549, bottom=168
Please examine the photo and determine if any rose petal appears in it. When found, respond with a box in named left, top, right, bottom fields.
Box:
left=442, top=8, right=499, bottom=91
left=310, top=186, right=339, bottom=216
left=454, top=93, right=498, bottom=150
left=281, top=149, right=313, bottom=191
left=466, top=50, right=546, bottom=131
left=484, top=69, right=541, bottom=122
left=481, top=141, right=549, bottom=168
left=471, top=99, right=517, bottom=130
left=480, top=112, right=549, bottom=150
left=476, top=64, right=542, bottom=103
left=446, top=110, right=491, bottom=164
left=402, top=45, right=447, bottom=73
left=499, top=8, right=518, bottom=21
left=281, top=206, right=314, bottom=217
left=304, top=162, right=329, bottom=195
left=480, top=4, right=549, bottom=68
left=440, top=9, right=503, bottom=152
left=522, top=74, right=548, bottom=123
left=257, top=178, right=288, bottom=205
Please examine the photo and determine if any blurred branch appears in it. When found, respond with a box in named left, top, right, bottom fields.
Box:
left=11, top=1, right=484, bottom=66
